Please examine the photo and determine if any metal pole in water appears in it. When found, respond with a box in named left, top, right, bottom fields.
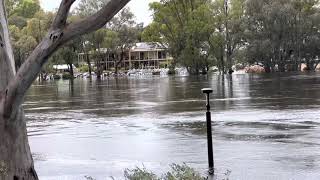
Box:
left=202, top=88, right=214, bottom=175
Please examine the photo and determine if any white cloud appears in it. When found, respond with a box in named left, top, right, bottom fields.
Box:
left=127, top=0, right=159, bottom=25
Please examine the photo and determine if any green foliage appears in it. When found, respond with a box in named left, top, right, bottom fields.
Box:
left=76, top=0, right=107, bottom=17
left=76, top=0, right=141, bottom=75
left=104, top=30, right=120, bottom=50
left=16, top=34, right=37, bottom=54
left=6, top=0, right=54, bottom=71
left=84, top=176, right=95, bottom=180
left=52, top=74, right=61, bottom=80
left=8, top=6, right=78, bottom=74
left=245, top=0, right=320, bottom=72
left=124, top=166, right=158, bottom=180
left=7, top=0, right=318, bottom=76
left=24, top=11, right=55, bottom=43
left=145, top=0, right=320, bottom=73
left=141, top=23, right=162, bottom=43
left=50, top=39, right=79, bottom=76
left=62, top=73, right=73, bottom=79
left=8, top=14, right=27, bottom=28
left=9, top=0, right=41, bottom=18
left=79, top=64, right=89, bottom=73
left=163, top=164, right=205, bottom=180
left=107, top=7, right=140, bottom=51
left=59, top=45, right=77, bottom=65
left=143, top=0, right=214, bottom=74
left=124, top=164, right=207, bottom=180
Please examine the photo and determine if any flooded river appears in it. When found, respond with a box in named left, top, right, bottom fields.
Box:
left=25, top=73, right=320, bottom=180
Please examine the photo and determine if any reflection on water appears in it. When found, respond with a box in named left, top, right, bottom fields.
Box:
left=25, top=73, right=320, bottom=180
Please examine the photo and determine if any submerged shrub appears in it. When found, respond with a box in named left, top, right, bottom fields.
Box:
left=163, top=164, right=205, bottom=180
left=62, top=73, right=73, bottom=79
left=52, top=74, right=61, bottom=80
left=79, top=64, right=89, bottom=73
left=124, top=164, right=206, bottom=180
left=85, top=164, right=231, bottom=180
left=124, top=166, right=158, bottom=180
left=84, top=176, right=96, bottom=180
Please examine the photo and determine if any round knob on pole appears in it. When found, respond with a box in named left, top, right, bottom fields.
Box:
left=202, top=88, right=213, bottom=94
left=202, top=88, right=213, bottom=111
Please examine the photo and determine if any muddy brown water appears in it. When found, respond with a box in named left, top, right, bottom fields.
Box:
left=25, top=73, right=320, bottom=179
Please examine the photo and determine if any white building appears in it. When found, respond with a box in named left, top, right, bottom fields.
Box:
left=78, top=42, right=172, bottom=70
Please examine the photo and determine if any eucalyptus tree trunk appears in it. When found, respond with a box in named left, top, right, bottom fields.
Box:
left=85, top=53, right=92, bottom=77
left=96, top=46, right=103, bottom=79
left=0, top=1, right=37, bottom=178
left=68, top=63, right=74, bottom=78
left=115, top=49, right=125, bottom=75
left=0, top=0, right=130, bottom=179
left=224, top=0, right=232, bottom=74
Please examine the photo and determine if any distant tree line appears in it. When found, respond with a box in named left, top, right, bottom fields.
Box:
left=6, top=0, right=143, bottom=79
left=6, top=0, right=320, bottom=76
left=142, top=0, right=320, bottom=74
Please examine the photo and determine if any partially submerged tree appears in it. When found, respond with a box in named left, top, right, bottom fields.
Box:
left=143, top=0, right=214, bottom=75
left=76, top=0, right=109, bottom=78
left=245, top=0, right=320, bottom=72
left=108, top=7, right=139, bottom=74
left=77, top=2, right=139, bottom=75
left=0, top=0, right=130, bottom=179
left=57, top=41, right=79, bottom=78
left=88, top=29, right=107, bottom=78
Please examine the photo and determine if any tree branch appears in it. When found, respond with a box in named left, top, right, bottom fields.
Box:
left=51, top=0, right=76, bottom=30
left=2, top=0, right=131, bottom=119
left=0, top=0, right=15, bottom=75
left=62, top=0, right=130, bottom=43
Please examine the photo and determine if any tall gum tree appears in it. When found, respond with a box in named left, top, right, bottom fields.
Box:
left=0, top=0, right=130, bottom=179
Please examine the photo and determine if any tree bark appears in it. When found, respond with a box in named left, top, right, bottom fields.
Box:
left=79, top=37, right=92, bottom=77
left=85, top=53, right=92, bottom=77
left=115, top=49, right=125, bottom=75
left=95, top=57, right=102, bottom=78
left=68, top=63, right=74, bottom=78
left=225, top=1, right=233, bottom=74
left=95, top=46, right=103, bottom=79
left=0, top=1, right=37, bottom=179
left=0, top=109, right=38, bottom=180
left=0, top=0, right=131, bottom=179
left=220, top=44, right=225, bottom=74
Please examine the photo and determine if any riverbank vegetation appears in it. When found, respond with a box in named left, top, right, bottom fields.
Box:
left=7, top=0, right=320, bottom=77
left=124, top=164, right=207, bottom=180
left=143, top=0, right=320, bottom=74
left=6, top=0, right=143, bottom=79
left=85, top=164, right=212, bottom=180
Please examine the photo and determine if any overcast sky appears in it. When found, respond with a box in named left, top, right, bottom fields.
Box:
left=39, top=0, right=159, bottom=26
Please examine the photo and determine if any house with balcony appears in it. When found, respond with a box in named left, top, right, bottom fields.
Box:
left=78, top=42, right=172, bottom=71
left=127, top=42, right=170, bottom=69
